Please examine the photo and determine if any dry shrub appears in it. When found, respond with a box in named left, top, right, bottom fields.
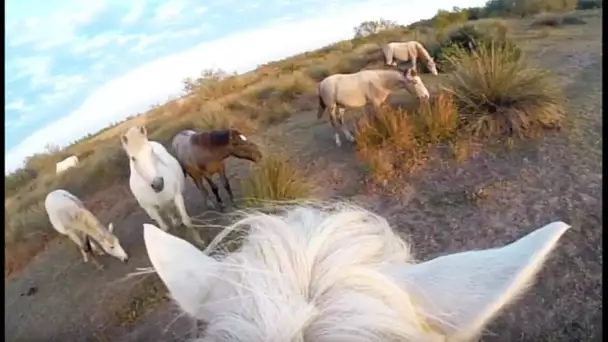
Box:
left=531, top=12, right=587, bottom=27
left=263, top=101, right=293, bottom=125
left=414, top=92, right=460, bottom=144
left=445, top=42, right=565, bottom=139
left=307, top=66, right=331, bottom=82
left=355, top=106, right=425, bottom=183
left=240, top=155, right=312, bottom=206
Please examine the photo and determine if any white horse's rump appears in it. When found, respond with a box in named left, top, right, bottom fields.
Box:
left=121, top=126, right=201, bottom=243
left=383, top=41, right=438, bottom=76
left=143, top=204, right=569, bottom=342
left=44, top=189, right=128, bottom=268
left=56, top=155, right=79, bottom=174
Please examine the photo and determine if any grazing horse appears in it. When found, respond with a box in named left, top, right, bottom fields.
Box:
left=56, top=155, right=79, bottom=174
left=142, top=203, right=570, bottom=342
left=317, top=68, right=430, bottom=146
left=382, top=41, right=439, bottom=75
left=171, top=129, right=262, bottom=210
left=121, top=126, right=203, bottom=245
left=44, top=189, right=128, bottom=269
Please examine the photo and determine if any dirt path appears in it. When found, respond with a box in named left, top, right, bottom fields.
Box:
left=5, top=14, right=602, bottom=342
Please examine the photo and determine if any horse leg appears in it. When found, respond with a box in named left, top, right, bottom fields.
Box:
left=337, top=107, right=355, bottom=143
left=218, top=164, right=236, bottom=206
left=67, top=232, right=103, bottom=270
left=192, top=173, right=216, bottom=210
left=329, top=105, right=343, bottom=147
left=174, top=192, right=204, bottom=246
left=142, top=205, right=170, bottom=231
left=204, top=175, right=225, bottom=211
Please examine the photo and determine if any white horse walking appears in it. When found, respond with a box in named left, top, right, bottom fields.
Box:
left=383, top=41, right=439, bottom=76
left=45, top=189, right=128, bottom=269
left=121, top=126, right=203, bottom=244
left=142, top=203, right=570, bottom=341
left=56, top=155, right=79, bottom=174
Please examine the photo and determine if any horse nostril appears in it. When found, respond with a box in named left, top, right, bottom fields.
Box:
left=151, top=177, right=164, bottom=192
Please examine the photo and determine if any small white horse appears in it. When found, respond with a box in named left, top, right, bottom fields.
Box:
left=121, top=126, right=203, bottom=244
left=56, top=155, right=79, bottom=174
left=44, top=189, right=128, bottom=269
left=383, top=41, right=439, bottom=76
left=142, top=204, right=570, bottom=341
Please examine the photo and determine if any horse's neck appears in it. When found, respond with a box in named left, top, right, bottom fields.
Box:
left=377, top=70, right=403, bottom=89
left=413, top=42, right=431, bottom=62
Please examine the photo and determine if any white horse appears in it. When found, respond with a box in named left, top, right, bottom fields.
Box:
left=142, top=203, right=570, bottom=341
left=56, top=155, right=79, bottom=174
left=383, top=41, right=439, bottom=76
left=121, top=126, right=203, bottom=244
left=45, top=189, right=128, bottom=269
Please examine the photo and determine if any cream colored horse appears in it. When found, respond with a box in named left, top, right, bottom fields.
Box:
left=45, top=189, right=128, bottom=269
left=121, top=126, right=203, bottom=245
left=143, top=203, right=569, bottom=341
left=317, top=68, right=430, bottom=146
left=383, top=41, right=439, bottom=75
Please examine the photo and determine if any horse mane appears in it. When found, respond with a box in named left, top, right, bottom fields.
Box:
left=191, top=130, right=232, bottom=148
left=143, top=202, right=570, bottom=342
left=413, top=41, right=433, bottom=63
left=72, top=207, right=113, bottom=245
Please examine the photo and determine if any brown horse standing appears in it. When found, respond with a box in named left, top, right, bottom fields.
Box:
left=171, top=129, right=262, bottom=210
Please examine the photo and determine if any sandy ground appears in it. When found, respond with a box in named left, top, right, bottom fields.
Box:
left=5, top=13, right=602, bottom=342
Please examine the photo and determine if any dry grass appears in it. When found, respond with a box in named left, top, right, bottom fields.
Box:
left=240, top=155, right=313, bottom=206
left=356, top=92, right=466, bottom=183
left=445, top=42, right=566, bottom=139
left=531, top=12, right=587, bottom=27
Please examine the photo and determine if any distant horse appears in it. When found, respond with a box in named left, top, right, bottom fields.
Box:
left=121, top=126, right=203, bottom=245
left=317, top=68, right=430, bottom=146
left=382, top=41, right=439, bottom=75
left=45, top=189, right=128, bottom=269
left=171, top=129, right=262, bottom=210
left=142, top=203, right=570, bottom=341
left=56, top=155, right=79, bottom=174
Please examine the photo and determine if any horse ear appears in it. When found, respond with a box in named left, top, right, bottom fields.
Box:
left=139, top=125, right=147, bottom=137
left=143, top=223, right=218, bottom=318
left=108, top=222, right=114, bottom=233
left=387, top=221, right=569, bottom=340
left=121, top=134, right=128, bottom=146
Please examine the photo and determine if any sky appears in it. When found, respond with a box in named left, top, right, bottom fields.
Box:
left=5, top=0, right=488, bottom=174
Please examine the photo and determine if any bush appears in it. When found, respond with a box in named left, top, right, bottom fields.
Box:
left=445, top=42, right=565, bottom=138
left=414, top=92, right=460, bottom=144
left=240, top=155, right=312, bottom=206
left=434, top=24, right=520, bottom=72
left=531, top=12, right=587, bottom=27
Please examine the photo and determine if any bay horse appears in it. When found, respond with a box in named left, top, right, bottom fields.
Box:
left=171, top=129, right=262, bottom=210
left=141, top=203, right=570, bottom=341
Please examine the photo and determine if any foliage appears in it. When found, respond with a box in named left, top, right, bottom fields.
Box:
left=241, top=155, right=312, bottom=206
left=353, top=19, right=400, bottom=38
left=445, top=42, right=565, bottom=138
left=485, top=0, right=579, bottom=17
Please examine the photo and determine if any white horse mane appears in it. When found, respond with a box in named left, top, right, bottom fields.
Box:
left=143, top=203, right=569, bottom=342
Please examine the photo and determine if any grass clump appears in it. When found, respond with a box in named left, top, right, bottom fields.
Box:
left=445, top=42, right=565, bottom=139
left=241, top=155, right=312, bottom=206
left=531, top=12, right=587, bottom=27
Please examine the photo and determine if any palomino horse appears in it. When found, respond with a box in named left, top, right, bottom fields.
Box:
left=45, top=189, right=128, bottom=269
left=121, top=126, right=203, bottom=245
left=317, top=68, right=430, bottom=146
left=382, top=41, right=439, bottom=75
left=171, top=129, right=262, bottom=210
left=142, top=203, right=570, bottom=341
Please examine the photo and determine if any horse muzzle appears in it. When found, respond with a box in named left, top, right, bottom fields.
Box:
left=151, top=177, right=165, bottom=193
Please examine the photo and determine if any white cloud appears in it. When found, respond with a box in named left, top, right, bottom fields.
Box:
left=12, top=56, right=53, bottom=87
left=5, top=0, right=488, bottom=173
left=6, top=99, right=27, bottom=111
left=122, top=0, right=147, bottom=24
left=154, top=1, right=187, bottom=21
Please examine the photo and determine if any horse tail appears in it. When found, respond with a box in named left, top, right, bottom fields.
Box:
left=317, top=84, right=327, bottom=119
left=382, top=44, right=392, bottom=65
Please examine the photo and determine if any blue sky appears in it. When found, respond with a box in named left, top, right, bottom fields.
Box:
left=5, top=0, right=487, bottom=173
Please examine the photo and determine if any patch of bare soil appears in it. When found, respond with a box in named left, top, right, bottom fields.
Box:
left=5, top=15, right=602, bottom=342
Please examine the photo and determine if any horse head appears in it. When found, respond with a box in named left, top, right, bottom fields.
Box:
left=121, top=125, right=165, bottom=193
